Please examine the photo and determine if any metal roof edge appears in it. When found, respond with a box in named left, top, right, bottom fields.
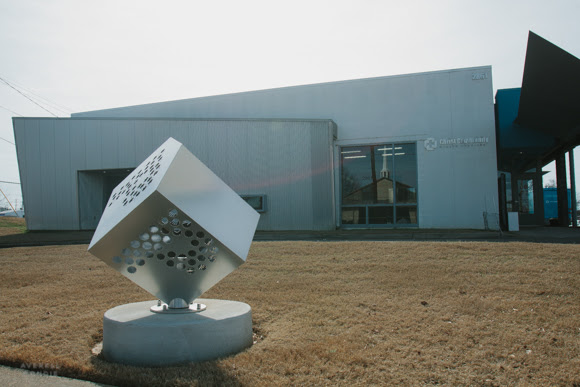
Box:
left=12, top=116, right=337, bottom=124
left=73, top=65, right=492, bottom=117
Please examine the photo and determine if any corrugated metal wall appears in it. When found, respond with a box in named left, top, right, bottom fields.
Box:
left=13, top=118, right=337, bottom=231
left=73, top=67, right=498, bottom=230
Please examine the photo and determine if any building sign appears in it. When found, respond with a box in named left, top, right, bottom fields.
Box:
left=472, top=72, right=489, bottom=80
left=424, top=136, right=489, bottom=151
left=424, top=138, right=437, bottom=151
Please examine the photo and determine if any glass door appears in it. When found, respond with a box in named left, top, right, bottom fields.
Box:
left=340, top=143, right=418, bottom=227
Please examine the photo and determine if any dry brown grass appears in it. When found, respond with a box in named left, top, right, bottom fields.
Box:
left=0, top=241, right=578, bottom=386
left=0, top=217, right=26, bottom=236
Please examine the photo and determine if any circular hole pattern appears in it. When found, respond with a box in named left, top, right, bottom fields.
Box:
left=131, top=218, right=220, bottom=275
left=127, top=266, right=137, bottom=274
left=112, top=256, right=122, bottom=264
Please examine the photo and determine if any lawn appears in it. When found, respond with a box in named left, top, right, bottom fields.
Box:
left=0, top=217, right=26, bottom=236
left=0, top=241, right=578, bottom=386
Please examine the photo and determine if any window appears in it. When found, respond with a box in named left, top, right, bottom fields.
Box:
left=241, top=195, right=267, bottom=213
left=341, top=143, right=417, bottom=226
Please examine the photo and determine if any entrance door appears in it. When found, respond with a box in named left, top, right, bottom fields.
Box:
left=78, top=169, right=132, bottom=230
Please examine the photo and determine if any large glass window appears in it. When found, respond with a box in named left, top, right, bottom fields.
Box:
left=341, top=143, right=418, bottom=226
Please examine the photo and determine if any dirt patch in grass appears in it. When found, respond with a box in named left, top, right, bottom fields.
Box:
left=0, top=217, right=26, bottom=236
left=0, top=241, right=578, bottom=386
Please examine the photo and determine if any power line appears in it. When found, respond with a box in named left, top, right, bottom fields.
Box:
left=0, top=136, right=15, bottom=145
left=0, top=76, right=59, bottom=117
left=4, top=77, right=72, bottom=115
left=0, top=180, right=20, bottom=184
left=0, top=104, right=23, bottom=116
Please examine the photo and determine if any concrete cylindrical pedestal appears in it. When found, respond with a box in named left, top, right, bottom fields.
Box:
left=102, top=299, right=252, bottom=366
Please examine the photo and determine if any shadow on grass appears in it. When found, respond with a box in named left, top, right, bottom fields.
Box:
left=85, top=352, right=243, bottom=387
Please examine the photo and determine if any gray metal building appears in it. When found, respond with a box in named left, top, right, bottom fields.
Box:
left=13, top=66, right=499, bottom=231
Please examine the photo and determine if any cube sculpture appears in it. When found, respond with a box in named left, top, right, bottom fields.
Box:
left=88, top=137, right=260, bottom=311
left=88, top=138, right=260, bottom=365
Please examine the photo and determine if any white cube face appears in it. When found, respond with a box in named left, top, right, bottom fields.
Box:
left=88, top=138, right=259, bottom=305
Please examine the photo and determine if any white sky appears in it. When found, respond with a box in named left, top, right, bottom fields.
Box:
left=1, top=0, right=579, bottom=209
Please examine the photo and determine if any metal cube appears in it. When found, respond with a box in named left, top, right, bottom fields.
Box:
left=88, top=137, right=260, bottom=307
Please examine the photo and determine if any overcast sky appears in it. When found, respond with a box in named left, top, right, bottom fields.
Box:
left=1, top=0, right=579, bottom=209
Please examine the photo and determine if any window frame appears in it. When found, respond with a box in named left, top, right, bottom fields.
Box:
left=339, top=142, right=418, bottom=228
left=240, top=194, right=268, bottom=213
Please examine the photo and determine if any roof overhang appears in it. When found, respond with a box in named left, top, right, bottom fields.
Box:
left=497, top=31, right=580, bottom=174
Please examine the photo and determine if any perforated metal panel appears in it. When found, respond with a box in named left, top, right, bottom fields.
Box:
left=88, top=137, right=260, bottom=305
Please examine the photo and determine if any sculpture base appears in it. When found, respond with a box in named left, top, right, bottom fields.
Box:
left=102, top=299, right=252, bottom=366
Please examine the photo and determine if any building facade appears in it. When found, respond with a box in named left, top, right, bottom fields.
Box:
left=13, top=66, right=499, bottom=231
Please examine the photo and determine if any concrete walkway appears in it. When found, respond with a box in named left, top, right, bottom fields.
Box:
left=1, top=226, right=580, bottom=248
left=0, top=365, right=112, bottom=387
left=255, top=226, right=580, bottom=243
left=0, top=227, right=580, bottom=247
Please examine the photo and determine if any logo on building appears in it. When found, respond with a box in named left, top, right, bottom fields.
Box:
left=425, top=136, right=489, bottom=151
left=424, top=138, right=437, bottom=151
left=439, top=137, right=489, bottom=147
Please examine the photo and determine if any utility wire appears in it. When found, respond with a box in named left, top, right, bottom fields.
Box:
left=0, top=104, right=23, bottom=116
left=0, top=180, right=20, bottom=184
left=0, top=76, right=58, bottom=117
left=0, top=187, right=18, bottom=214
left=0, top=136, right=15, bottom=145
left=3, top=78, right=72, bottom=115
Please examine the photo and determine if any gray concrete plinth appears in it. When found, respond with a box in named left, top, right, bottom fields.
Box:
left=102, top=299, right=252, bottom=366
